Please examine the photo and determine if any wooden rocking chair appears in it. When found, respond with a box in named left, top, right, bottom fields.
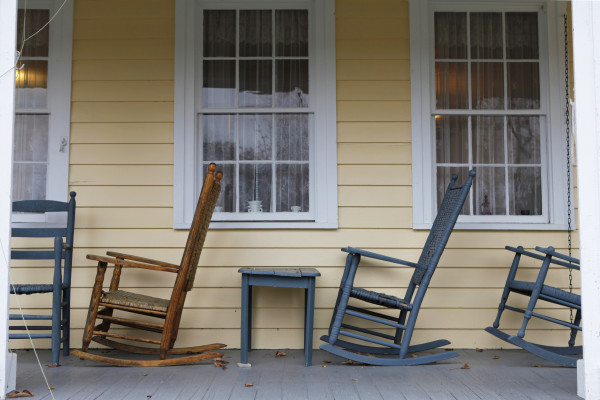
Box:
left=485, top=246, right=581, bottom=367
left=72, top=164, right=226, bottom=366
left=320, top=170, right=475, bottom=365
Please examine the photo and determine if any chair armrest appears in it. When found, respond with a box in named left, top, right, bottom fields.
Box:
left=535, top=246, right=580, bottom=269
left=106, top=251, right=180, bottom=270
left=87, top=254, right=179, bottom=273
left=343, top=247, right=422, bottom=269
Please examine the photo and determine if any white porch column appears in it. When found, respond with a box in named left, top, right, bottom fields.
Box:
left=0, top=0, right=17, bottom=399
left=572, top=2, right=600, bottom=399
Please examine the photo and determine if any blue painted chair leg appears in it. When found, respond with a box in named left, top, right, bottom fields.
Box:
left=304, top=279, right=316, bottom=366
left=240, top=274, right=250, bottom=364
left=569, top=309, right=581, bottom=347
left=51, top=237, right=62, bottom=365
left=328, top=254, right=360, bottom=345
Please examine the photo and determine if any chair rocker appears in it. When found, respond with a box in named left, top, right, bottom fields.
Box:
left=485, top=246, right=581, bottom=367
left=71, top=164, right=226, bottom=366
left=10, top=192, right=77, bottom=366
left=320, top=170, right=475, bottom=365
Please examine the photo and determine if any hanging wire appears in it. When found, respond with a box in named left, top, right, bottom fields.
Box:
left=563, top=13, right=574, bottom=324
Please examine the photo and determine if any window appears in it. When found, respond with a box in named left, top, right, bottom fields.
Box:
left=410, top=0, right=571, bottom=229
left=13, top=0, right=73, bottom=223
left=174, top=0, right=336, bottom=229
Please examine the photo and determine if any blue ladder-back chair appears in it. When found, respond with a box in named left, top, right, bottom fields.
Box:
left=320, top=171, right=475, bottom=365
left=10, top=192, right=76, bottom=366
left=485, top=246, right=581, bottom=367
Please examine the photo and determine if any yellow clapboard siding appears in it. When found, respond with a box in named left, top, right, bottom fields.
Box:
left=337, top=122, right=411, bottom=142
left=335, top=0, right=409, bottom=19
left=70, top=165, right=173, bottom=186
left=70, top=144, right=173, bottom=164
left=337, top=39, right=409, bottom=60
left=337, top=101, right=411, bottom=122
left=72, top=81, right=174, bottom=102
left=337, top=81, right=410, bottom=101
left=74, top=18, right=174, bottom=40
left=69, top=186, right=172, bottom=207
left=338, top=186, right=411, bottom=207
left=72, top=60, right=174, bottom=81
left=75, top=0, right=175, bottom=20
left=336, top=60, right=410, bottom=81
left=337, top=18, right=409, bottom=40
left=73, top=39, right=174, bottom=60
left=339, top=165, right=412, bottom=185
left=339, top=207, right=412, bottom=229
left=71, top=102, right=174, bottom=123
left=75, top=208, right=172, bottom=229
left=70, top=123, right=174, bottom=144
left=338, top=143, right=411, bottom=164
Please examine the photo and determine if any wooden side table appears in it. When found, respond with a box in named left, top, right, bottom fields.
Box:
left=238, top=267, right=321, bottom=367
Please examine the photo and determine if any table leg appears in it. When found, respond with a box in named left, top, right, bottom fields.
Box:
left=304, top=278, right=316, bottom=366
left=240, top=275, right=250, bottom=364
left=248, top=285, right=252, bottom=352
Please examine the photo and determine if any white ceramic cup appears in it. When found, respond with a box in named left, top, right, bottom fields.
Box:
left=290, top=206, right=301, bottom=212
left=247, top=200, right=263, bottom=213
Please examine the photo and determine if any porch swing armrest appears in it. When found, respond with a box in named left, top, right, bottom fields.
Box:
left=535, top=246, right=581, bottom=269
left=342, top=247, right=422, bottom=269
left=505, top=245, right=547, bottom=262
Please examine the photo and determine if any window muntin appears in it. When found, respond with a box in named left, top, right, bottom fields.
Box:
left=433, top=10, right=547, bottom=219
left=199, top=7, right=313, bottom=220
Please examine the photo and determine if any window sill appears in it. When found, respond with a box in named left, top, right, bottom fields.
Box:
left=174, top=220, right=338, bottom=230
left=413, top=222, right=573, bottom=231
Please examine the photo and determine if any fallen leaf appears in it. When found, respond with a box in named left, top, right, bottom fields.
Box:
left=342, top=360, right=368, bottom=366
left=352, top=379, right=358, bottom=382
left=275, top=351, right=287, bottom=357
left=321, top=365, right=327, bottom=368
left=409, top=354, right=418, bottom=358
left=444, top=348, right=454, bottom=351
left=322, top=360, right=331, bottom=363
left=213, top=358, right=229, bottom=370
left=492, top=355, right=500, bottom=359
left=531, top=364, right=542, bottom=368
left=146, top=396, right=152, bottom=399
left=7, top=390, right=34, bottom=398
left=141, top=373, right=148, bottom=376
left=460, top=363, right=470, bottom=369
left=245, top=383, right=254, bottom=387
left=45, top=364, right=60, bottom=368
left=476, top=348, right=483, bottom=352
left=49, top=387, right=55, bottom=390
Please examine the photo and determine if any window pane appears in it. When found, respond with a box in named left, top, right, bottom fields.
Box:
left=276, top=164, right=309, bottom=212
left=12, top=164, right=46, bottom=201
left=275, top=60, right=308, bottom=107
left=240, top=164, right=272, bottom=212
left=434, top=12, right=467, bottom=59
left=239, top=114, right=272, bottom=160
left=204, top=163, right=236, bottom=212
left=437, top=167, right=470, bottom=214
left=473, top=167, right=506, bottom=215
left=472, top=116, right=504, bottom=164
left=471, top=62, right=504, bottom=109
left=506, top=12, right=539, bottom=60
left=203, top=10, right=236, bottom=57
left=276, top=10, right=308, bottom=57
left=240, top=10, right=272, bottom=57
left=201, top=114, right=236, bottom=160
left=203, top=60, right=236, bottom=108
left=17, top=9, right=49, bottom=57
left=507, top=116, right=540, bottom=164
left=239, top=60, right=272, bottom=107
left=276, top=114, right=309, bottom=161
left=436, top=115, right=468, bottom=164
left=15, top=60, right=48, bottom=109
left=470, top=12, right=502, bottom=59
left=507, top=62, right=540, bottom=109
left=13, top=115, right=48, bottom=162
left=509, top=167, right=542, bottom=215
left=435, top=62, right=468, bottom=109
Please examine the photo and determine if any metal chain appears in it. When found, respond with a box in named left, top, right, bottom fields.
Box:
left=564, top=14, right=574, bottom=324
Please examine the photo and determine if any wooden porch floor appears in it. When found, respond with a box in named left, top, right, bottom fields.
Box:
left=12, top=348, right=578, bottom=399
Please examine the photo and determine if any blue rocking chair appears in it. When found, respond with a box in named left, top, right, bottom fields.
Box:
left=320, top=171, right=475, bottom=365
left=10, top=192, right=77, bottom=366
left=485, top=246, right=581, bottom=367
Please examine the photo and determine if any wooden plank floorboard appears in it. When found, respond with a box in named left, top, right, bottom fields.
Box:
left=9, top=349, right=580, bottom=399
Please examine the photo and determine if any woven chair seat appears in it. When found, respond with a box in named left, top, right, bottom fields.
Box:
left=10, top=284, right=67, bottom=295
left=102, top=290, right=170, bottom=313
left=510, top=280, right=581, bottom=306
left=351, top=288, right=409, bottom=309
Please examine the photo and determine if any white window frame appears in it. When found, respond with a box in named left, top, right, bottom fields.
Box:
left=12, top=0, right=73, bottom=225
left=409, top=0, right=573, bottom=230
left=174, top=0, right=337, bottom=229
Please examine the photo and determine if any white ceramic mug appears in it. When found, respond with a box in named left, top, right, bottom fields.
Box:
left=247, top=200, right=263, bottom=213
left=290, top=206, right=301, bottom=212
